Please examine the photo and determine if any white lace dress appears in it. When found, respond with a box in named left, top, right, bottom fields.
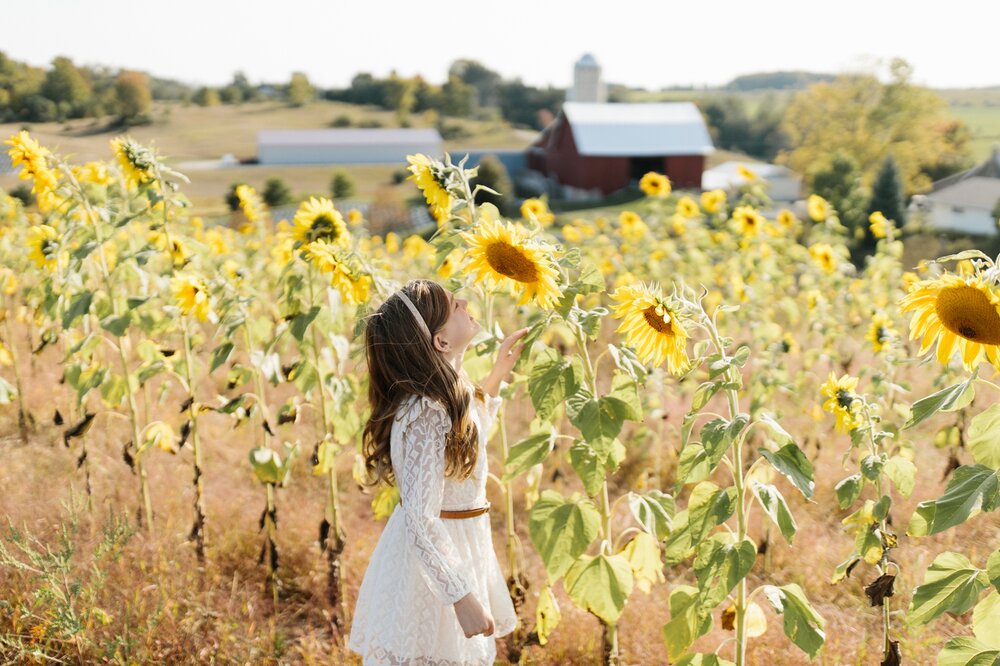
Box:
left=348, top=390, right=519, bottom=665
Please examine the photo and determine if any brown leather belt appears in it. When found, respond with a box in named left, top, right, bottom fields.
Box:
left=398, top=500, right=490, bottom=519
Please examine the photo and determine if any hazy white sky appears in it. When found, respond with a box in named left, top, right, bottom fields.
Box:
left=6, top=0, right=999, bottom=90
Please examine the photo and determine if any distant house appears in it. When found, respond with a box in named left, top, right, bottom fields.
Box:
left=257, top=128, right=442, bottom=165
left=702, top=160, right=802, bottom=201
left=918, top=146, right=1000, bottom=235
left=527, top=102, right=714, bottom=195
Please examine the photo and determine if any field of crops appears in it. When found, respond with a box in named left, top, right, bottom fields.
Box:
left=0, top=134, right=997, bottom=665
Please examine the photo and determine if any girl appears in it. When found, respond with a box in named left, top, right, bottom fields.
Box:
left=348, top=278, right=529, bottom=665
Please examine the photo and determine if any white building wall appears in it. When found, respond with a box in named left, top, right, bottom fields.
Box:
left=258, top=141, right=442, bottom=165
left=927, top=202, right=997, bottom=235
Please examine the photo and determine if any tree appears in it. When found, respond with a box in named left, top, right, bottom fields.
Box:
left=810, top=151, right=869, bottom=237
left=263, top=177, right=293, bottom=207
left=225, top=183, right=245, bottom=211
left=470, top=155, right=512, bottom=214
left=441, top=75, right=475, bottom=117
left=114, top=70, right=151, bottom=125
left=287, top=72, right=315, bottom=107
left=381, top=71, right=415, bottom=123
left=193, top=86, right=220, bottom=107
left=868, top=155, right=907, bottom=228
left=42, top=56, right=91, bottom=119
left=448, top=59, right=501, bottom=108
left=780, top=58, right=971, bottom=194
left=331, top=171, right=355, bottom=199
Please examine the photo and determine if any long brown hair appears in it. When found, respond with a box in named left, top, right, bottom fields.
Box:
left=360, top=279, right=481, bottom=489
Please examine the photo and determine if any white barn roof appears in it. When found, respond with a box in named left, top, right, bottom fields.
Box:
left=561, top=102, right=714, bottom=157
left=926, top=177, right=1000, bottom=210
left=258, top=128, right=441, bottom=146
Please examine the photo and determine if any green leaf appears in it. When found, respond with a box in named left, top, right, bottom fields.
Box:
left=100, top=313, right=131, bottom=337
left=751, top=481, right=797, bottom=544
left=568, top=440, right=605, bottom=497
left=835, top=474, right=864, bottom=509
left=290, top=306, right=321, bottom=343
left=861, top=454, right=887, bottom=481
left=567, top=388, right=628, bottom=458
left=908, top=551, right=989, bottom=626
left=759, top=444, right=815, bottom=499
left=756, top=412, right=794, bottom=446
left=563, top=553, right=633, bottom=625
left=937, top=637, right=1000, bottom=666
left=908, top=464, right=1000, bottom=536
left=99, top=373, right=128, bottom=408
left=662, top=585, right=713, bottom=661
left=607, top=372, right=643, bottom=422
left=973, top=590, right=1000, bottom=646
left=62, top=291, right=93, bottom=329
left=693, top=534, right=756, bottom=612
left=762, top=583, right=826, bottom=658
left=675, top=655, right=736, bottom=666
left=528, top=490, right=602, bottom=583
left=528, top=348, right=580, bottom=421
left=968, top=405, right=1000, bottom=471
left=502, top=430, right=555, bottom=483
left=904, top=372, right=977, bottom=430
left=210, top=342, right=235, bottom=373
left=664, top=483, right=737, bottom=565
left=884, top=456, right=917, bottom=498
left=535, top=585, right=561, bottom=646
left=988, top=550, right=1000, bottom=594
left=249, top=447, right=282, bottom=485
left=700, top=414, right=750, bottom=469
left=676, top=443, right=711, bottom=489
left=627, top=490, right=675, bottom=540
left=0, top=376, right=18, bottom=404
left=290, top=360, right=319, bottom=394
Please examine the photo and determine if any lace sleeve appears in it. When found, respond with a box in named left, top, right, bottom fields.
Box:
left=399, top=396, right=472, bottom=606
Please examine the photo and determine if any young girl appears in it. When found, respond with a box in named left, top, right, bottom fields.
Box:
left=348, top=278, right=528, bottom=665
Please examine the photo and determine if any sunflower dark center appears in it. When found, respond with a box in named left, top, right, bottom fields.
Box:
left=935, top=285, right=1000, bottom=344
left=836, top=390, right=854, bottom=410
left=642, top=306, right=676, bottom=336
left=485, top=242, right=540, bottom=283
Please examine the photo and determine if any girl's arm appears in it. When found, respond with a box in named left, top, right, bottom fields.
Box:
left=398, top=396, right=473, bottom=606
left=481, top=327, right=530, bottom=397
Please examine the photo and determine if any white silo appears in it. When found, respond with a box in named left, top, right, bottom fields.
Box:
left=569, top=53, right=606, bottom=103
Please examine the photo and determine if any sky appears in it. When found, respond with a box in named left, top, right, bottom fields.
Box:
left=6, top=0, right=1000, bottom=91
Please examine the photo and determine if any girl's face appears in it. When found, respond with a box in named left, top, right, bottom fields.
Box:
left=435, top=291, right=479, bottom=358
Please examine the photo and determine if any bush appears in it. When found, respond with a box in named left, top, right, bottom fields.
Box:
left=471, top=155, right=512, bottom=214
left=391, top=169, right=410, bottom=185
left=330, top=115, right=353, bottom=128
left=225, top=182, right=245, bottom=211
left=357, top=119, right=384, bottom=129
left=330, top=171, right=356, bottom=199
left=263, top=177, right=293, bottom=207
left=8, top=184, right=34, bottom=207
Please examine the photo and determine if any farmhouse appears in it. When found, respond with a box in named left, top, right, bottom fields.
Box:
left=257, top=128, right=442, bottom=165
left=918, top=145, right=1000, bottom=235
left=526, top=102, right=714, bottom=195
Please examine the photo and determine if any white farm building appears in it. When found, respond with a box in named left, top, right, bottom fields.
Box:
left=702, top=160, right=802, bottom=201
left=256, top=128, right=443, bottom=165
left=919, top=146, right=1000, bottom=236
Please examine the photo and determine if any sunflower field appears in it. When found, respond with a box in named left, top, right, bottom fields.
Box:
left=0, top=132, right=997, bottom=666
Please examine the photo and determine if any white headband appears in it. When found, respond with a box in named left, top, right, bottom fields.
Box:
left=396, top=290, right=432, bottom=340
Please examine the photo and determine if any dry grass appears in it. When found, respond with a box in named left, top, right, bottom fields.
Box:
left=0, top=314, right=996, bottom=666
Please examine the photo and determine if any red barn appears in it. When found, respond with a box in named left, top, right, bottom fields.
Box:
left=527, top=102, right=713, bottom=195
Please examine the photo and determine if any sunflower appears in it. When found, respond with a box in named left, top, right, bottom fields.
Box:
left=701, top=189, right=727, bottom=215
left=142, top=421, right=177, bottom=454
left=807, top=194, right=831, bottom=222
left=27, top=225, right=60, bottom=270
left=5, top=131, right=58, bottom=195
left=731, top=205, right=764, bottom=237
left=301, top=239, right=371, bottom=305
left=406, top=153, right=452, bottom=223
left=676, top=196, right=700, bottom=218
left=899, top=273, right=1000, bottom=371
left=610, top=283, right=688, bottom=374
left=808, top=242, right=838, bottom=273
left=869, top=211, right=890, bottom=239
left=110, top=136, right=155, bottom=188
left=618, top=210, right=648, bottom=242
left=292, top=197, right=349, bottom=247
left=820, top=373, right=862, bottom=433
left=639, top=172, right=671, bottom=197
left=235, top=184, right=265, bottom=229
left=776, top=209, right=797, bottom=229
left=171, top=273, right=211, bottom=321
left=521, top=198, right=556, bottom=225
left=737, top=165, right=758, bottom=182
left=460, top=215, right=562, bottom=309
left=866, top=313, right=896, bottom=353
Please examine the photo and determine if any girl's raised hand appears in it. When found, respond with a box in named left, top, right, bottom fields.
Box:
left=493, top=327, right=530, bottom=378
